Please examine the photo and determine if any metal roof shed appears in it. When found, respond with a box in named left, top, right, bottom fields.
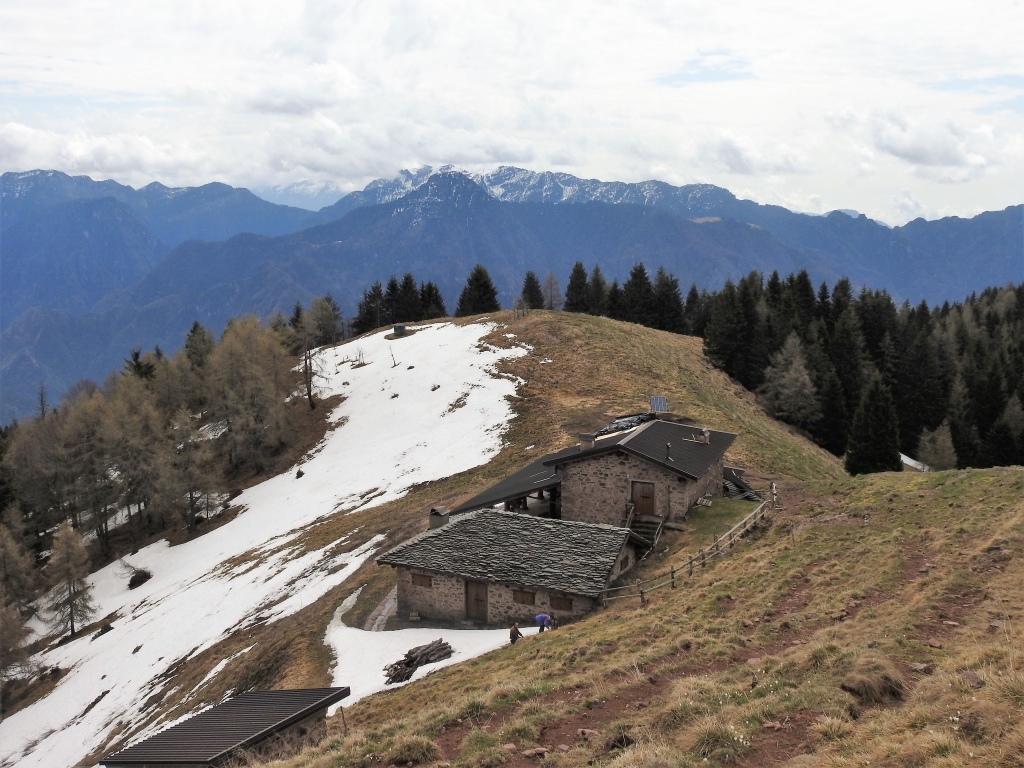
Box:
left=101, top=687, right=349, bottom=767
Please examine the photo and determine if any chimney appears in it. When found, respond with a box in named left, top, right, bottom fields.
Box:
left=701, top=428, right=711, bottom=444
left=579, top=433, right=596, bottom=451
left=665, top=442, right=672, bottom=460
left=428, top=506, right=450, bottom=529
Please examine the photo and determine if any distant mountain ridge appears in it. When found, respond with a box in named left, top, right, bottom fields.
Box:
left=1, top=165, right=1021, bottom=423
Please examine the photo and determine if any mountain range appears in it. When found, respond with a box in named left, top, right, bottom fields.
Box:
left=1, top=166, right=1021, bottom=423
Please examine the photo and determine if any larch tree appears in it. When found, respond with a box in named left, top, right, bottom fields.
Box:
left=208, top=317, right=290, bottom=473
left=456, top=265, right=501, bottom=316
left=542, top=271, right=563, bottom=311
left=563, top=262, right=590, bottom=313
left=845, top=376, right=903, bottom=475
left=0, top=524, right=36, bottom=610
left=520, top=272, right=544, bottom=310
left=757, top=333, right=821, bottom=430
left=916, top=420, right=958, bottom=470
left=161, top=409, right=213, bottom=531
left=44, top=522, right=96, bottom=639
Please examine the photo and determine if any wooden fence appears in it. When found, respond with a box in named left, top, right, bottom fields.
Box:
left=600, top=500, right=769, bottom=603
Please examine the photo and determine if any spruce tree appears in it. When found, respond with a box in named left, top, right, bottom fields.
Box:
left=829, top=310, right=865, bottom=425
left=384, top=276, right=401, bottom=321
left=45, top=522, right=96, bottom=638
left=587, top=265, right=607, bottom=316
left=563, top=262, right=590, bottom=313
left=683, top=284, right=703, bottom=335
left=353, top=282, right=387, bottom=334
left=845, top=376, right=903, bottom=475
left=651, top=267, right=684, bottom=333
left=622, top=263, right=654, bottom=326
left=289, top=301, right=304, bottom=331
left=456, top=265, right=500, bottom=317
left=812, top=366, right=849, bottom=456
left=419, top=282, right=448, bottom=319
left=606, top=280, right=625, bottom=320
left=394, top=274, right=422, bottom=323
left=703, top=280, right=743, bottom=377
left=521, top=272, right=545, bottom=310
left=184, top=321, right=214, bottom=369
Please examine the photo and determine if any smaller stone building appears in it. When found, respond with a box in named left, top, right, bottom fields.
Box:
left=377, top=511, right=643, bottom=625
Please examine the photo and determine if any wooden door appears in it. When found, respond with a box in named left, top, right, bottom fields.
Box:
left=631, top=481, right=656, bottom=516
left=465, top=580, right=488, bottom=621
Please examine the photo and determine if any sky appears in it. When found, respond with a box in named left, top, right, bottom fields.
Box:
left=1, top=1, right=1023, bottom=224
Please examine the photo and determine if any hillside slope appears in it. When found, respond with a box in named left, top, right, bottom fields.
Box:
left=0, top=312, right=837, bottom=767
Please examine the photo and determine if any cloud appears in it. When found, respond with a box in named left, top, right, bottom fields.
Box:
left=657, top=51, right=753, bottom=86
left=697, top=131, right=808, bottom=176
left=870, top=113, right=992, bottom=182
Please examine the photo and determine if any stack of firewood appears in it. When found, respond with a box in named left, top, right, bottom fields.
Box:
left=384, top=639, right=453, bottom=684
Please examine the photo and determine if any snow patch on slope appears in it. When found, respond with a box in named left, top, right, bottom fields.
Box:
left=0, top=321, right=527, bottom=768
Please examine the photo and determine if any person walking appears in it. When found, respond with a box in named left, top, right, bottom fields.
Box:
left=510, top=622, right=523, bottom=645
left=535, top=613, right=551, bottom=633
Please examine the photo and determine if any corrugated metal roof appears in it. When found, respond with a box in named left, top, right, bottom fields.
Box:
left=377, top=511, right=630, bottom=597
left=546, top=420, right=736, bottom=481
left=102, top=688, right=350, bottom=766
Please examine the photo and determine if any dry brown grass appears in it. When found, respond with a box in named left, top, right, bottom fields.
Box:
left=88, top=313, right=1024, bottom=768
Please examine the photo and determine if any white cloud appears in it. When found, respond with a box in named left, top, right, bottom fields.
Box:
left=0, top=0, right=1021, bottom=222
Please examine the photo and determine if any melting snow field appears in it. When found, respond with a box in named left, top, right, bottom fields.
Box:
left=323, top=590, right=538, bottom=713
left=0, top=322, right=528, bottom=768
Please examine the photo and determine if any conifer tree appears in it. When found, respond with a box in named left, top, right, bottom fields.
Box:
left=44, top=522, right=95, bottom=638
left=652, top=267, right=685, bottom=333
left=456, top=265, right=500, bottom=317
left=393, top=274, right=422, bottom=323
left=184, top=322, right=214, bottom=369
left=829, top=309, right=865, bottom=423
left=757, top=334, right=821, bottom=430
left=587, top=265, right=607, bottom=316
left=563, top=262, right=590, bottom=313
left=1, top=598, right=31, bottom=681
left=683, top=284, right=705, bottom=336
left=606, top=280, right=624, bottom=320
left=916, top=420, right=958, bottom=470
left=812, top=366, right=849, bottom=456
left=289, top=302, right=304, bottom=331
left=0, top=524, right=36, bottom=609
left=703, top=280, right=743, bottom=375
left=845, top=376, right=902, bottom=475
left=542, top=271, right=563, bottom=311
left=521, top=272, right=545, bottom=310
left=419, top=282, right=447, bottom=319
left=384, top=276, right=401, bottom=321
left=622, top=264, right=654, bottom=326
left=353, top=282, right=387, bottom=334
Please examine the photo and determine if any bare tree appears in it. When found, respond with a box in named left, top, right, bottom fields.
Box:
left=757, top=333, right=821, bottom=430
left=44, top=522, right=96, bottom=639
left=542, top=271, right=563, bottom=311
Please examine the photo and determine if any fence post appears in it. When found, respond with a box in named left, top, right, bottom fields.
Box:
left=700, top=549, right=706, bottom=568
left=688, top=557, right=693, bottom=577
left=637, top=578, right=646, bottom=606
left=671, top=565, right=676, bottom=589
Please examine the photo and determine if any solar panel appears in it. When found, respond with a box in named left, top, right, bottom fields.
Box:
left=650, top=396, right=668, bottom=413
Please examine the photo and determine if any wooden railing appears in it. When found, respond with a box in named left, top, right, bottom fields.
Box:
left=600, top=500, right=769, bottom=603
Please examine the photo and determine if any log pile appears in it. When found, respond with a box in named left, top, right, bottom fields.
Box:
left=384, top=638, right=453, bottom=684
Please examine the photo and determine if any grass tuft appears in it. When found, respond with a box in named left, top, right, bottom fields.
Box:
left=388, top=736, right=439, bottom=765
left=840, top=658, right=906, bottom=704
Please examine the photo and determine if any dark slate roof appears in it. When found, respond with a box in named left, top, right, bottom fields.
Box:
left=451, top=457, right=561, bottom=514
left=377, top=511, right=631, bottom=597
left=544, top=420, right=737, bottom=481
left=102, top=688, right=350, bottom=766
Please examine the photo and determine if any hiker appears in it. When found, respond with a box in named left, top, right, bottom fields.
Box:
left=535, top=613, right=551, bottom=633
left=510, top=622, right=523, bottom=645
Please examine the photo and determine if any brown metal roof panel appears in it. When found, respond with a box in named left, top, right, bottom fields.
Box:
left=102, top=688, right=350, bottom=766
